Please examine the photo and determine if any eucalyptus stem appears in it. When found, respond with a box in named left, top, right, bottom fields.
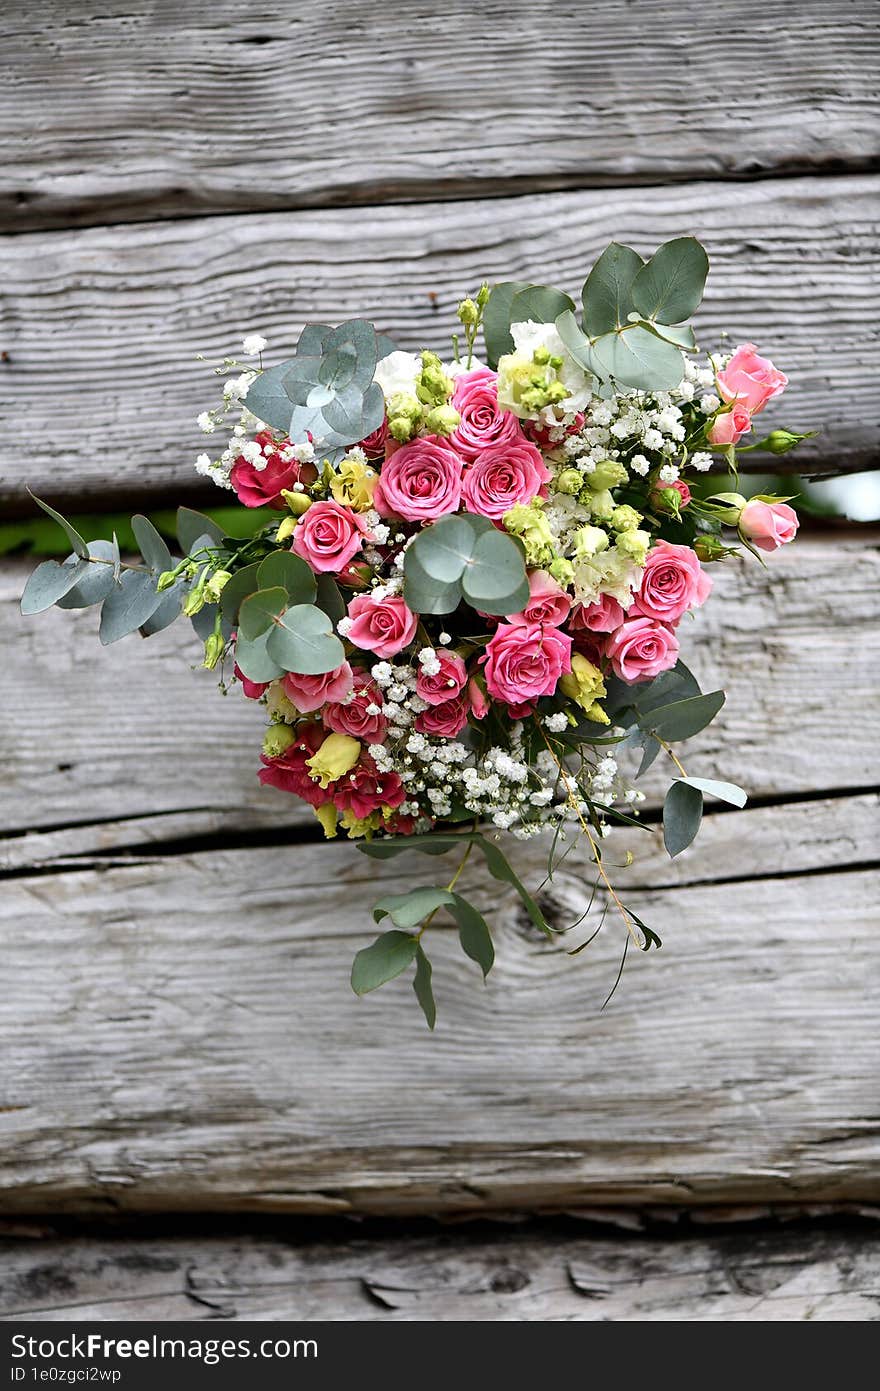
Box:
left=416, top=837, right=475, bottom=940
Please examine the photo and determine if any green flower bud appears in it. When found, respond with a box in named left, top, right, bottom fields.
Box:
left=262, top=723, right=297, bottom=759
left=423, top=403, right=461, bottom=437
left=456, top=297, right=479, bottom=327
left=533, top=346, right=551, bottom=366
left=693, top=534, right=730, bottom=562
left=204, top=569, right=232, bottom=603
left=705, top=490, right=747, bottom=524
left=615, top=528, right=651, bottom=565
left=585, top=459, right=629, bottom=491
left=586, top=488, right=615, bottom=522
left=156, top=569, right=178, bottom=592
left=279, top=487, right=312, bottom=516
left=416, top=352, right=453, bottom=405
left=610, top=504, right=643, bottom=533
left=548, top=556, right=575, bottom=585
left=476, top=282, right=491, bottom=308
left=572, top=525, right=609, bottom=560
left=502, top=502, right=555, bottom=566
left=182, top=567, right=210, bottom=616
left=555, top=467, right=584, bottom=495
left=202, top=630, right=225, bottom=670
left=766, top=429, right=811, bottom=455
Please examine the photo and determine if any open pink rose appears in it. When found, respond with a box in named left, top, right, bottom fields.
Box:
left=461, top=440, right=551, bottom=520
left=634, top=541, right=713, bottom=625
left=509, top=570, right=571, bottom=628
left=450, top=366, right=523, bottom=462
left=373, top=436, right=463, bottom=521
left=415, top=694, right=470, bottom=738
left=707, top=402, right=753, bottom=446
left=323, top=668, right=387, bottom=742
left=230, top=431, right=305, bottom=509
left=258, top=723, right=329, bottom=806
left=482, top=621, right=571, bottom=706
left=605, top=618, right=680, bottom=683
left=739, top=499, right=799, bottom=552
left=718, top=344, right=788, bottom=415
left=570, top=593, right=626, bottom=634
left=334, top=754, right=406, bottom=819
left=292, top=500, right=372, bottom=573
left=281, top=661, right=353, bottom=714
left=346, top=593, right=418, bottom=658
left=416, top=651, right=467, bottom=705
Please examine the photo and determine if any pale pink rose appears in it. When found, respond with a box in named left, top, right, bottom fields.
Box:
left=707, top=402, right=753, bottom=446
left=739, top=499, right=799, bottom=552
left=570, top=594, right=626, bottom=634
left=467, top=675, right=489, bottom=720
left=482, top=621, right=572, bottom=705
left=461, top=440, right=551, bottom=520
left=605, top=618, right=680, bottom=683
left=282, top=661, right=353, bottom=714
left=346, top=593, right=418, bottom=658
left=323, top=668, right=387, bottom=742
left=372, top=436, right=464, bottom=522
left=291, top=500, right=372, bottom=573
left=508, top=570, right=571, bottom=627
left=717, top=343, right=788, bottom=416
left=415, top=694, right=470, bottom=738
left=416, top=651, right=467, bottom=706
left=634, top=541, right=713, bottom=625
left=450, top=366, right=524, bottom=462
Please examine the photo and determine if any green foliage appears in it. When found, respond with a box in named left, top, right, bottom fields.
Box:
left=449, top=893, right=494, bottom=978
left=28, top=492, right=89, bottom=559
left=373, top=887, right=455, bottom=928
left=256, top=550, right=317, bottom=605
left=412, top=946, right=436, bottom=1029
left=131, top=515, right=172, bottom=575
left=663, top=779, right=704, bottom=857
left=20, top=554, right=92, bottom=614
left=98, top=569, right=163, bottom=645
left=403, top=512, right=529, bottom=617
left=638, top=690, right=726, bottom=742
left=630, top=237, right=710, bottom=325
left=677, top=776, right=747, bottom=808
left=482, top=280, right=529, bottom=367
left=177, top=507, right=225, bottom=554
left=350, top=930, right=420, bottom=995
left=581, top=243, right=644, bottom=337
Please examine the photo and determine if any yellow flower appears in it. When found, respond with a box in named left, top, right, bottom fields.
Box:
left=306, top=733, right=361, bottom=788
left=279, top=488, right=312, bottom=517
left=340, top=809, right=382, bottom=838
left=502, top=502, right=555, bottom=566
left=329, top=458, right=377, bottom=512
left=313, top=803, right=339, bottom=839
left=262, top=723, right=296, bottom=758
left=559, top=653, right=610, bottom=724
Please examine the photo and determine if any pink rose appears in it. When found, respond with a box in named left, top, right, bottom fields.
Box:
left=482, top=621, right=572, bottom=705
left=450, top=366, right=524, bottom=462
left=415, top=694, right=470, bottom=738
left=346, top=593, right=418, bottom=658
left=334, top=754, right=406, bottom=819
left=416, top=650, right=467, bottom=705
left=570, top=594, right=626, bottom=634
left=634, top=541, right=713, bottom=625
left=258, top=723, right=329, bottom=807
left=358, top=418, right=388, bottom=459
left=707, top=402, right=753, bottom=446
left=508, top=569, right=571, bottom=627
left=372, top=436, right=464, bottom=522
left=718, top=343, right=788, bottom=416
left=739, top=499, right=799, bottom=552
left=281, top=660, right=353, bottom=714
left=461, top=440, right=551, bottom=520
left=605, top=618, right=680, bottom=683
left=292, top=500, right=372, bottom=574
left=230, top=431, right=306, bottom=509
left=323, top=668, right=387, bottom=742
left=234, top=663, right=269, bottom=700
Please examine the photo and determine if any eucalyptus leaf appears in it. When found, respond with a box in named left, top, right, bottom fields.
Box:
left=461, top=527, right=530, bottom=615
left=509, top=284, right=575, bottom=330
left=140, top=580, right=187, bottom=636
left=482, top=280, right=529, bottom=367
left=555, top=309, right=602, bottom=375
left=372, top=887, right=455, bottom=929
left=98, top=569, right=162, bottom=645
left=54, top=540, right=118, bottom=610
left=412, top=946, right=436, bottom=1030
left=265, top=603, right=345, bottom=675
left=245, top=360, right=301, bottom=434
left=639, top=320, right=697, bottom=351
left=402, top=547, right=463, bottom=616
left=238, top=586, right=289, bottom=641
left=315, top=574, right=346, bottom=627
left=449, top=893, right=494, bottom=979
left=219, top=562, right=263, bottom=622
left=131, top=514, right=172, bottom=575
left=640, top=690, right=725, bottom=742
left=631, top=237, right=709, bottom=325
left=591, top=325, right=685, bottom=391
left=636, top=734, right=662, bottom=778
left=20, top=554, right=91, bottom=614
left=28, top=494, right=89, bottom=559
left=634, top=661, right=702, bottom=714
left=581, top=242, right=644, bottom=336
left=413, top=516, right=477, bottom=582
left=233, top=630, right=285, bottom=683
left=257, top=551, right=317, bottom=605
left=190, top=600, right=220, bottom=642
left=350, top=930, right=419, bottom=996
left=677, top=776, right=747, bottom=808
left=663, top=780, right=704, bottom=857
left=177, top=507, right=225, bottom=554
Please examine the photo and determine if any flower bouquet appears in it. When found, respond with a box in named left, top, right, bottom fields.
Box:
left=21, top=237, right=810, bottom=1026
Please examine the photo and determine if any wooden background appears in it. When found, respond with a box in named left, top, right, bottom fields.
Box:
left=1, top=0, right=878, bottom=1321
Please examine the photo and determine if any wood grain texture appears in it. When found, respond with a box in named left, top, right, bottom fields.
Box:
left=1, top=175, right=877, bottom=512
left=3, top=539, right=878, bottom=843
left=1, top=1, right=877, bottom=232
left=1, top=839, right=878, bottom=1215
left=1, top=1224, right=878, bottom=1320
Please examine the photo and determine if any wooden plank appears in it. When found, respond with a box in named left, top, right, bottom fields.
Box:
left=1, top=1223, right=878, bottom=1320
left=1, top=1, right=877, bottom=232
left=1, top=175, right=877, bottom=512
left=0, top=843, right=878, bottom=1215
left=3, top=539, right=878, bottom=842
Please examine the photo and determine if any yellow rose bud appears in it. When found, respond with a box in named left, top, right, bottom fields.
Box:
left=280, top=488, right=312, bottom=517
left=306, top=732, right=361, bottom=789
left=314, top=802, right=339, bottom=839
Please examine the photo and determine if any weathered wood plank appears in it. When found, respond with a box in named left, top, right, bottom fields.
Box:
left=1, top=1224, right=878, bottom=1320
left=1, top=175, right=877, bottom=511
left=3, top=540, right=877, bottom=841
left=1, top=1, right=876, bottom=232
left=0, top=844, right=878, bottom=1215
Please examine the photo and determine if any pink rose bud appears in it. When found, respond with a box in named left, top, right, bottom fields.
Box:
left=707, top=402, right=752, bottom=446
left=651, top=478, right=691, bottom=513
left=717, top=344, right=788, bottom=416
left=739, top=499, right=799, bottom=552
left=467, top=675, right=489, bottom=720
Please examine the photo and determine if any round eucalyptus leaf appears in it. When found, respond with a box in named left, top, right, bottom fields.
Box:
left=509, top=284, right=575, bottom=332
left=21, top=554, right=91, bottom=615
left=131, top=514, right=172, bottom=575
left=639, top=320, right=697, bottom=351
left=461, top=528, right=530, bottom=615
left=257, top=551, right=317, bottom=606
left=233, top=630, right=286, bottom=683
left=306, top=382, right=335, bottom=409
left=350, top=930, right=420, bottom=996
left=177, top=507, right=225, bottom=554
left=99, top=569, right=163, bottom=645
left=410, top=515, right=475, bottom=583
left=482, top=280, right=529, bottom=368
left=54, top=540, right=118, bottom=610
left=238, top=586, right=289, bottom=641
left=591, top=325, right=684, bottom=391
left=218, top=562, right=263, bottom=622
left=402, top=547, right=462, bottom=616
left=315, top=574, right=346, bottom=626
left=581, top=242, right=644, bottom=336
left=373, top=887, right=455, bottom=929
left=140, top=580, right=186, bottom=636
left=631, top=237, right=709, bottom=325
left=266, top=603, right=345, bottom=675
